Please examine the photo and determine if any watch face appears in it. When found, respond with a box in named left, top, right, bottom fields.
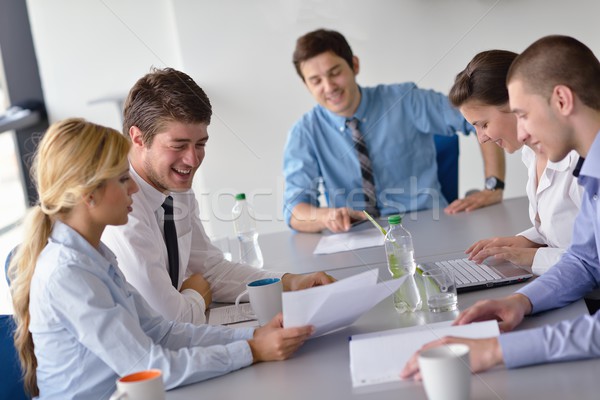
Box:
left=485, top=176, right=504, bottom=190
left=485, top=177, right=497, bottom=190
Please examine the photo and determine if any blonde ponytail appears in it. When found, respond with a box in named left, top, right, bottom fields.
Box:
left=8, top=206, right=53, bottom=396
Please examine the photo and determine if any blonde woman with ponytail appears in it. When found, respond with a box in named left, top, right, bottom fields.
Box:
left=8, top=118, right=313, bottom=399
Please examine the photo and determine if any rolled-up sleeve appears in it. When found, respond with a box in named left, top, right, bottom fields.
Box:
left=282, top=124, right=321, bottom=226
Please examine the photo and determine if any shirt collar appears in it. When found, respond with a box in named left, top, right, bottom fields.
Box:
left=522, top=145, right=574, bottom=173
left=578, top=130, right=600, bottom=179
left=547, top=150, right=576, bottom=172
left=130, top=163, right=169, bottom=212
left=321, top=86, right=370, bottom=131
left=51, top=220, right=117, bottom=271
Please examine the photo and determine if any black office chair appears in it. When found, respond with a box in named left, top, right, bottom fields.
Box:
left=434, top=134, right=459, bottom=204
left=2, top=248, right=29, bottom=400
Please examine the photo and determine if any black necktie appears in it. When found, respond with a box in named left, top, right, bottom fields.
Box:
left=346, top=118, right=379, bottom=217
left=161, top=196, right=179, bottom=288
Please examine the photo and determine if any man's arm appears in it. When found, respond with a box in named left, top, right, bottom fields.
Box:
left=445, top=140, right=505, bottom=214
left=289, top=203, right=366, bottom=233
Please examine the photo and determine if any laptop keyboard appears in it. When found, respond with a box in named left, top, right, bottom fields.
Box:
left=434, top=258, right=502, bottom=286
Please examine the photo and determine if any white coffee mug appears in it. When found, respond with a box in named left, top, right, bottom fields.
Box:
left=235, top=278, right=282, bottom=325
left=109, top=369, right=165, bottom=400
left=418, top=344, right=471, bottom=400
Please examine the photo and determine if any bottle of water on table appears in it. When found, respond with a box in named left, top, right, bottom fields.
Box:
left=385, top=215, right=422, bottom=313
left=232, top=193, right=264, bottom=268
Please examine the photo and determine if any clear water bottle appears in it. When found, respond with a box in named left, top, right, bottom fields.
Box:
left=385, top=215, right=422, bottom=313
left=232, top=193, right=264, bottom=268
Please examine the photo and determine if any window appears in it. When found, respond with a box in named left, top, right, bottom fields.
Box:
left=0, top=61, right=26, bottom=314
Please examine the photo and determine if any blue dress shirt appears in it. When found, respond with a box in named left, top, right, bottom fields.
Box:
left=499, top=131, right=600, bottom=368
left=29, top=221, right=254, bottom=399
left=282, top=83, right=473, bottom=226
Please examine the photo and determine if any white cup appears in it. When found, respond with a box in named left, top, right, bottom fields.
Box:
left=418, top=344, right=471, bottom=400
left=109, top=369, right=165, bottom=400
left=235, top=278, right=282, bottom=325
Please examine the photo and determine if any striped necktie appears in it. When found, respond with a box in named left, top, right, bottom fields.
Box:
left=346, top=118, right=379, bottom=217
left=162, top=196, right=179, bottom=288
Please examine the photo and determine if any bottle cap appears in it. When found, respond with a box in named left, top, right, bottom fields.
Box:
left=235, top=193, right=246, bottom=201
left=387, top=215, right=402, bottom=225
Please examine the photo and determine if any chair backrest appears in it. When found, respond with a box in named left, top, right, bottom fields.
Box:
left=433, top=134, right=459, bottom=204
left=5, top=246, right=17, bottom=287
left=0, top=315, right=29, bottom=400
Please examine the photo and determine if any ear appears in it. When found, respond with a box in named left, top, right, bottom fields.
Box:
left=552, top=85, right=574, bottom=116
left=352, top=56, right=360, bottom=76
left=84, top=194, right=96, bottom=208
left=129, top=126, right=145, bottom=148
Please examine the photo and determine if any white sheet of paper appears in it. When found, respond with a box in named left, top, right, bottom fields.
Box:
left=283, top=270, right=407, bottom=337
left=313, top=229, right=384, bottom=255
left=349, top=320, right=500, bottom=388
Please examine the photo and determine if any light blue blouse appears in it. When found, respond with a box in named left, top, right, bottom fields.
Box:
left=29, top=221, right=254, bottom=399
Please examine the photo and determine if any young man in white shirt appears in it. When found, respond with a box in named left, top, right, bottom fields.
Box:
left=103, top=68, right=334, bottom=324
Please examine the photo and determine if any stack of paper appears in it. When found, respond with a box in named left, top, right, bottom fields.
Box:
left=349, top=320, right=500, bottom=387
left=283, top=270, right=407, bottom=337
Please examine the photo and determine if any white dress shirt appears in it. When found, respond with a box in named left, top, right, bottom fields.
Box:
left=518, top=147, right=583, bottom=275
left=102, top=166, right=282, bottom=324
left=30, top=221, right=254, bottom=399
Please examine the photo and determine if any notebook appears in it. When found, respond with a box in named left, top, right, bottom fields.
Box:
left=418, top=251, right=533, bottom=292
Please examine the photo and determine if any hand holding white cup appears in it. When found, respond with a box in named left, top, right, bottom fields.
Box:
left=109, top=369, right=165, bottom=400
left=235, top=278, right=283, bottom=325
left=418, top=344, right=471, bottom=400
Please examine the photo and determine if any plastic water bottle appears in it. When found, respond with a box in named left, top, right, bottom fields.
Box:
left=232, top=193, right=264, bottom=268
left=385, top=215, right=422, bottom=313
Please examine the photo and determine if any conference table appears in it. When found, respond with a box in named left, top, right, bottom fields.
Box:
left=167, top=197, right=597, bottom=399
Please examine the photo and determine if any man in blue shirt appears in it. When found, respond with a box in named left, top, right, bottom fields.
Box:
left=402, top=35, right=600, bottom=377
left=283, top=29, right=506, bottom=233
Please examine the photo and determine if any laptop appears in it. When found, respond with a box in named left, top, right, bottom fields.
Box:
left=417, top=251, right=533, bottom=293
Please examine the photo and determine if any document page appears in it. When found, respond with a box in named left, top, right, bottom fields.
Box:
left=349, top=320, right=500, bottom=387
left=207, top=303, right=258, bottom=326
left=283, top=270, right=407, bottom=337
left=313, top=229, right=384, bottom=255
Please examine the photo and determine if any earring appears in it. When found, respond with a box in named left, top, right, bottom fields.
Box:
left=89, top=199, right=96, bottom=207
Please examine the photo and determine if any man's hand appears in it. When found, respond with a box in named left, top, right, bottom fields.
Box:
left=466, top=235, right=543, bottom=266
left=281, top=272, right=336, bottom=291
left=180, top=273, right=212, bottom=305
left=401, top=336, right=503, bottom=381
left=290, top=203, right=366, bottom=233
left=454, top=293, right=532, bottom=332
left=322, top=207, right=367, bottom=233
left=444, top=189, right=503, bottom=214
left=248, top=313, right=314, bottom=362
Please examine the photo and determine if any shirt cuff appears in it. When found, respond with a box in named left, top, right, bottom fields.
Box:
left=517, top=281, right=555, bottom=314
left=516, top=229, right=543, bottom=245
left=181, top=288, right=207, bottom=324
left=531, top=247, right=566, bottom=276
left=231, top=327, right=256, bottom=341
left=498, top=327, right=547, bottom=368
left=225, top=340, right=254, bottom=371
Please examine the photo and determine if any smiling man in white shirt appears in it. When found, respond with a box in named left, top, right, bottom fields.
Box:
left=103, top=68, right=333, bottom=324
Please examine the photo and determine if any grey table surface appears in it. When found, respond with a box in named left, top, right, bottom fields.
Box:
left=168, top=197, right=597, bottom=399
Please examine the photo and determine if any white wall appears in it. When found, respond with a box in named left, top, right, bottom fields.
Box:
left=26, top=0, right=600, bottom=239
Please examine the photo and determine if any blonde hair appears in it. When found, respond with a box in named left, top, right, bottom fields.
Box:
left=7, top=118, right=130, bottom=396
